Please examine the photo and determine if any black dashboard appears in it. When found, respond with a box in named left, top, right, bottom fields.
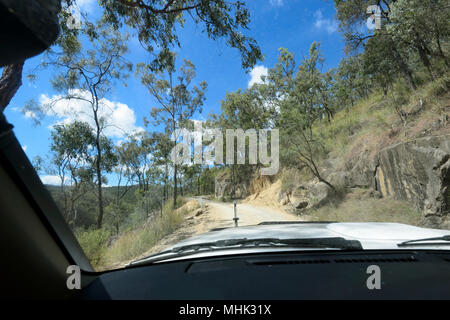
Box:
left=79, top=250, right=450, bottom=300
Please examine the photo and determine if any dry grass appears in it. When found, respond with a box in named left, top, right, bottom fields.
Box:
left=316, top=74, right=450, bottom=174
left=309, top=188, right=423, bottom=226
left=280, top=167, right=314, bottom=193
left=98, top=198, right=195, bottom=271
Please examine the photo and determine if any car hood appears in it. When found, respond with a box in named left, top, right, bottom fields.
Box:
left=169, top=222, right=450, bottom=250
left=131, top=222, right=450, bottom=265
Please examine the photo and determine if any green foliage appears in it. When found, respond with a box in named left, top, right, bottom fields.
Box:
left=98, top=0, right=262, bottom=70
left=46, top=121, right=97, bottom=225
left=334, top=0, right=449, bottom=90
left=333, top=55, right=370, bottom=107
left=75, top=227, right=111, bottom=268
left=429, top=73, right=450, bottom=97
left=269, top=43, right=336, bottom=189
left=104, top=201, right=133, bottom=235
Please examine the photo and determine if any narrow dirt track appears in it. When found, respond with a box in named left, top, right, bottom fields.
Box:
left=122, top=198, right=301, bottom=267
left=200, top=199, right=300, bottom=230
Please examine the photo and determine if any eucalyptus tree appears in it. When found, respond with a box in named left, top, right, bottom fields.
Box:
left=32, top=20, right=129, bottom=228
left=138, top=55, right=207, bottom=207
left=337, top=0, right=449, bottom=86
left=98, top=0, right=262, bottom=71
left=285, top=42, right=329, bottom=138
left=117, top=132, right=154, bottom=192
left=333, top=0, right=417, bottom=90
left=49, top=121, right=96, bottom=227
left=214, top=80, right=280, bottom=188
left=150, top=131, right=173, bottom=202
left=334, top=55, right=371, bottom=107
left=387, top=0, right=450, bottom=76
left=268, top=44, right=335, bottom=190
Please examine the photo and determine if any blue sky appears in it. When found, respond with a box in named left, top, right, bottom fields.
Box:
left=4, top=0, right=345, bottom=185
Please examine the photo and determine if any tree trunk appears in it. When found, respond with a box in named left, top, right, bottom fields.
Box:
left=164, top=163, right=168, bottom=201
left=0, top=61, right=24, bottom=112
left=414, top=35, right=434, bottom=80
left=93, top=102, right=104, bottom=229
left=179, top=173, right=183, bottom=196
left=390, top=43, right=417, bottom=90
left=95, top=149, right=104, bottom=229
left=173, top=163, right=177, bottom=208
left=70, top=198, right=76, bottom=228
left=172, top=118, right=177, bottom=208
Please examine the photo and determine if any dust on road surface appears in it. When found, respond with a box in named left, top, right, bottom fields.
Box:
left=203, top=200, right=300, bottom=229
left=124, top=198, right=301, bottom=267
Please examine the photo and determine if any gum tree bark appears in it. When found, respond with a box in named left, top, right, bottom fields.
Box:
left=0, top=61, right=24, bottom=112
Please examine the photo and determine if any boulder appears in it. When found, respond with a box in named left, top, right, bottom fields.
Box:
left=308, top=181, right=334, bottom=208
left=283, top=181, right=334, bottom=213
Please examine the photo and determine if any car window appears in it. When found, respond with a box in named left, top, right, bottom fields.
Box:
left=2, top=0, right=449, bottom=272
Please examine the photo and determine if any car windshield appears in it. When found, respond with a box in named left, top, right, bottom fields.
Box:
left=2, top=0, right=449, bottom=271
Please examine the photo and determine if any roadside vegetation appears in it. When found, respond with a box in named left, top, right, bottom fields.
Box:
left=76, top=197, right=191, bottom=270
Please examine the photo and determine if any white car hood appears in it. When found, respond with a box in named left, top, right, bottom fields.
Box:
left=169, top=222, right=450, bottom=250
left=132, top=222, right=450, bottom=265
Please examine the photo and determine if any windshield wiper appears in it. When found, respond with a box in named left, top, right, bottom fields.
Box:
left=128, top=237, right=362, bottom=267
left=397, top=235, right=450, bottom=247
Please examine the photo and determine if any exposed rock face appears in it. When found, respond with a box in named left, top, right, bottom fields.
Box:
left=214, top=172, right=250, bottom=200
left=344, top=150, right=379, bottom=189
left=275, top=135, right=449, bottom=226
left=375, top=135, right=450, bottom=224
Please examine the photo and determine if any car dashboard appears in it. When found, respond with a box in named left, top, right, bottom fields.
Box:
left=79, top=250, right=450, bottom=300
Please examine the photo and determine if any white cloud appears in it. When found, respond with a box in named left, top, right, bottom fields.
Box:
left=77, top=0, right=96, bottom=12
left=40, top=175, right=64, bottom=186
left=270, top=0, right=283, bottom=7
left=40, top=89, right=144, bottom=138
left=24, top=110, right=37, bottom=119
left=22, top=145, right=27, bottom=152
left=313, top=10, right=338, bottom=34
left=248, top=65, right=269, bottom=88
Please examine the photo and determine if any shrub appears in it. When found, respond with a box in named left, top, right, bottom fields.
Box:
left=74, top=227, right=110, bottom=269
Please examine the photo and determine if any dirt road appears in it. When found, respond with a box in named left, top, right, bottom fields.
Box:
left=151, top=198, right=300, bottom=249
left=197, top=198, right=300, bottom=230
left=127, top=198, right=300, bottom=266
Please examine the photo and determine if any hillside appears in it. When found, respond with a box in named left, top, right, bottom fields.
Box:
left=230, top=75, right=450, bottom=229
